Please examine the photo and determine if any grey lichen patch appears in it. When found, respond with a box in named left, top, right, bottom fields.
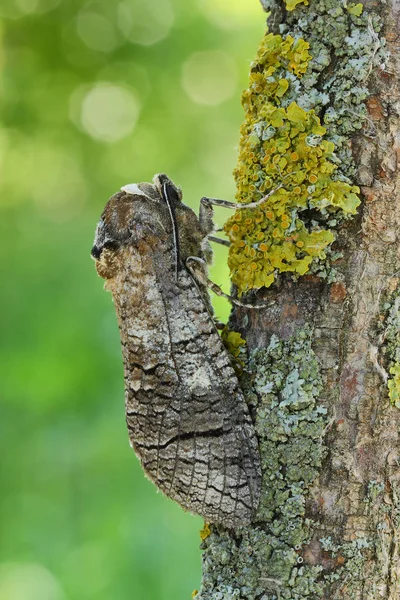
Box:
left=320, top=480, right=395, bottom=597
left=249, top=330, right=326, bottom=526
left=306, top=248, right=343, bottom=283
left=196, top=527, right=285, bottom=600
left=322, top=537, right=372, bottom=589
left=260, top=0, right=387, bottom=181
left=197, top=329, right=328, bottom=599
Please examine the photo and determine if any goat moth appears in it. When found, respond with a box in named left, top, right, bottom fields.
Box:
left=91, top=174, right=261, bottom=528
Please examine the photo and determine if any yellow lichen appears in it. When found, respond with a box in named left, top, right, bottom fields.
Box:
left=388, top=363, right=400, bottom=408
left=253, top=33, right=311, bottom=79
left=200, top=522, right=211, bottom=542
left=347, top=3, right=364, bottom=16
left=221, top=328, right=246, bottom=357
left=226, top=32, right=361, bottom=295
left=284, top=0, right=309, bottom=11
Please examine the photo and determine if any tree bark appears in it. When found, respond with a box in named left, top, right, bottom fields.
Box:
left=196, top=1, right=400, bottom=598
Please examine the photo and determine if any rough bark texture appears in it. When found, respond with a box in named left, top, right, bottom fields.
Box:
left=196, top=1, right=400, bottom=599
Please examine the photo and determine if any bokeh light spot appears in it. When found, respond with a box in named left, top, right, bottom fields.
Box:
left=78, top=83, right=140, bottom=143
left=14, top=0, right=61, bottom=16
left=0, top=563, right=65, bottom=600
left=117, top=0, right=174, bottom=46
left=14, top=0, right=39, bottom=14
left=98, top=61, right=151, bottom=100
left=77, top=12, right=117, bottom=53
left=181, top=51, right=238, bottom=106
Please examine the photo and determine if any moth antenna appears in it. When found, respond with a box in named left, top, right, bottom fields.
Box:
left=162, top=182, right=180, bottom=279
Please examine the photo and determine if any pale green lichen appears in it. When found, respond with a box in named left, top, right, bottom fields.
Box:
left=388, top=364, right=400, bottom=407
left=323, top=537, right=372, bottom=597
left=198, top=332, right=393, bottom=599
left=381, top=290, right=400, bottom=407
left=197, top=329, right=328, bottom=599
left=227, top=1, right=386, bottom=295
left=249, top=330, right=326, bottom=542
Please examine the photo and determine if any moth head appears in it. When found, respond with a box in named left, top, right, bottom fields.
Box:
left=91, top=175, right=182, bottom=279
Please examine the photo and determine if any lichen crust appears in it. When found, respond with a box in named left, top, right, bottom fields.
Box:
left=285, top=0, right=309, bottom=11
left=226, top=3, right=386, bottom=295
left=197, top=329, right=328, bottom=599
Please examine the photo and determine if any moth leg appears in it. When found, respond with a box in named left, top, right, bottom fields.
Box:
left=186, top=256, right=273, bottom=310
left=208, top=235, right=230, bottom=248
left=200, top=175, right=294, bottom=212
left=200, top=196, right=238, bottom=211
left=198, top=196, right=215, bottom=235
left=199, top=199, right=230, bottom=254
left=200, top=183, right=284, bottom=211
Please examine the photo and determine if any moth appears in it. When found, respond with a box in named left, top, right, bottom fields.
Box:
left=91, top=174, right=261, bottom=528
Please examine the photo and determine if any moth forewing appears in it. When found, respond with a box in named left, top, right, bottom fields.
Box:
left=92, top=174, right=261, bottom=528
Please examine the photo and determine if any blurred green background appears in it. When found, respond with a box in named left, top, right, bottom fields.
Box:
left=0, top=1, right=265, bottom=598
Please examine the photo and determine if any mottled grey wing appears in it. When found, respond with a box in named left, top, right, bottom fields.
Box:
left=113, top=241, right=261, bottom=528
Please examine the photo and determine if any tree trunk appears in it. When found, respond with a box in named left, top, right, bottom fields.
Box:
left=196, top=1, right=400, bottom=598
